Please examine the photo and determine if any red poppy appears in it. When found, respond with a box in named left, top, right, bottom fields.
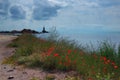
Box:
left=67, top=59, right=71, bottom=64
left=114, top=65, right=118, bottom=69
left=66, top=55, right=69, bottom=60
left=47, top=47, right=55, bottom=56
left=88, top=77, right=93, bottom=80
left=104, top=61, right=108, bottom=65
left=54, top=53, right=59, bottom=57
left=100, top=56, right=107, bottom=61
left=67, top=50, right=72, bottom=54
left=111, top=62, right=115, bottom=66
left=103, top=56, right=107, bottom=61
left=107, top=59, right=110, bottom=63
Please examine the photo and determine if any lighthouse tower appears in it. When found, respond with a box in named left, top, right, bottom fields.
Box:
left=42, top=27, right=49, bottom=33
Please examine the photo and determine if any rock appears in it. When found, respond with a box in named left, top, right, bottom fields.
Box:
left=8, top=76, right=14, bottom=79
left=4, top=67, right=6, bottom=69
left=23, top=71, right=28, bottom=74
left=13, top=67, right=16, bottom=70
left=7, top=69, right=14, bottom=72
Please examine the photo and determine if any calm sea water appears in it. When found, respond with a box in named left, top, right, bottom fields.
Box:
left=61, top=33, right=120, bottom=46
left=37, top=31, right=120, bottom=50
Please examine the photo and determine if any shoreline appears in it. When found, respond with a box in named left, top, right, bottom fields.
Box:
left=0, top=34, right=68, bottom=80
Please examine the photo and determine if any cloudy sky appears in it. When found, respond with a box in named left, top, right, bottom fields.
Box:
left=0, top=0, right=120, bottom=33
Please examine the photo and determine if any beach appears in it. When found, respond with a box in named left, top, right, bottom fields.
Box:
left=0, top=35, right=67, bottom=80
left=0, top=35, right=17, bottom=62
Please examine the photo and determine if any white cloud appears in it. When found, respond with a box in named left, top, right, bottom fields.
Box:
left=48, top=0, right=68, bottom=7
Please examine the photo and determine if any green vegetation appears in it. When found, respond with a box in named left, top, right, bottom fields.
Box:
left=3, top=32, right=120, bottom=80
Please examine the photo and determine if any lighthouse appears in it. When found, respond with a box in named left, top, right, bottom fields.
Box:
left=42, top=27, right=49, bottom=33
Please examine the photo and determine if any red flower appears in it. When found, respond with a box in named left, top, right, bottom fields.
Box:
left=114, top=65, right=118, bottom=69
left=47, top=47, right=55, bottom=56
left=54, top=53, right=59, bottom=57
left=111, top=62, right=115, bottom=66
left=66, top=55, right=69, bottom=60
left=107, top=59, right=110, bottom=63
left=103, top=56, right=107, bottom=61
left=104, top=61, right=108, bottom=65
left=88, top=77, right=93, bottom=80
left=100, top=56, right=107, bottom=61
left=67, top=59, right=71, bottom=64
left=67, top=50, right=72, bottom=54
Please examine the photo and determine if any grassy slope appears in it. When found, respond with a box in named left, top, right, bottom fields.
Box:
left=3, top=33, right=120, bottom=80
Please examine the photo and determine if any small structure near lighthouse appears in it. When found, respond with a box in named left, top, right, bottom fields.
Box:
left=42, top=27, right=49, bottom=33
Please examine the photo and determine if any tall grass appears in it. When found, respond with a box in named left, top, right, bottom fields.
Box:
left=4, top=32, right=120, bottom=80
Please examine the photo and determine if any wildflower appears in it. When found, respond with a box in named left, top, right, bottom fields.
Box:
left=107, top=59, right=110, bottom=63
left=100, top=56, right=106, bottom=61
left=88, top=77, right=93, bottom=80
left=103, top=56, right=107, bottom=61
left=104, top=61, right=108, bottom=65
left=114, top=65, right=118, bottom=69
left=66, top=55, right=69, bottom=60
left=67, top=50, right=72, bottom=54
left=111, top=62, right=115, bottom=66
left=67, top=59, right=71, bottom=64
left=54, top=53, right=59, bottom=57
left=47, top=47, right=55, bottom=56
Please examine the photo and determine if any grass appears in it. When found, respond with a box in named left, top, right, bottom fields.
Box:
left=4, top=32, right=120, bottom=80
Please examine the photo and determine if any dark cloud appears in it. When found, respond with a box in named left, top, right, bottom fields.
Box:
left=0, top=0, right=62, bottom=20
left=32, top=0, right=61, bottom=20
left=0, top=0, right=10, bottom=17
left=10, top=5, right=26, bottom=20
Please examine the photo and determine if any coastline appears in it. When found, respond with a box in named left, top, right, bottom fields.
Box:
left=0, top=34, right=67, bottom=80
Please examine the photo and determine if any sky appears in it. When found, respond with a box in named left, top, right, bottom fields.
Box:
left=0, top=0, right=120, bottom=33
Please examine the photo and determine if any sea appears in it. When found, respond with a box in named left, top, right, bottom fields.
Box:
left=37, top=30, right=120, bottom=51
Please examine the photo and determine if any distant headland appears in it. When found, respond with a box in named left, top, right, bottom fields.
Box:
left=0, top=27, right=49, bottom=34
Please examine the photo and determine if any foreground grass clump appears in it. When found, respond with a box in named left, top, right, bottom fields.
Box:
left=4, top=33, right=120, bottom=80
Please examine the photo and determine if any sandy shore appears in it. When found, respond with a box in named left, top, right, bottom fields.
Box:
left=0, top=35, right=68, bottom=80
left=0, top=35, right=17, bottom=62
